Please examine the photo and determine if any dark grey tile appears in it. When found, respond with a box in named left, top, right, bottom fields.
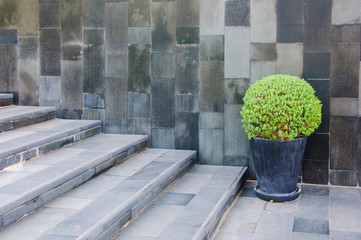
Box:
left=156, top=192, right=195, bottom=206
left=128, top=44, right=151, bottom=93
left=225, top=0, right=250, bottom=26
left=200, top=61, right=224, bottom=113
left=332, top=25, right=361, bottom=43
left=176, top=0, right=199, bottom=26
left=303, top=53, right=331, bottom=79
left=277, top=0, right=304, bottom=25
left=83, top=92, right=105, bottom=109
left=61, top=0, right=82, bottom=44
left=304, top=0, right=332, bottom=52
left=18, top=37, right=38, bottom=60
left=128, top=118, right=151, bottom=135
left=151, top=128, right=175, bottom=149
left=0, top=45, right=17, bottom=91
left=224, top=79, right=249, bottom=105
left=152, top=2, right=176, bottom=51
left=223, top=156, right=249, bottom=167
left=176, top=27, right=199, bottom=44
left=39, top=3, right=61, bottom=29
left=128, top=93, right=150, bottom=119
left=330, top=170, right=358, bottom=187
left=62, top=45, right=82, bottom=61
left=175, top=112, right=199, bottom=151
left=251, top=43, right=277, bottom=62
left=277, top=25, right=304, bottom=43
left=301, top=185, right=329, bottom=196
left=0, top=29, right=17, bottom=45
left=40, top=29, right=61, bottom=76
left=62, top=108, right=83, bottom=120
left=331, top=43, right=360, bottom=98
left=83, top=29, right=104, bottom=45
left=39, top=0, right=59, bottom=3
left=302, top=160, right=328, bottom=185
left=105, top=2, right=128, bottom=52
left=304, top=133, right=329, bottom=161
left=306, top=80, right=330, bottom=133
left=151, top=77, right=175, bottom=128
left=128, top=0, right=151, bottom=27
left=175, top=46, right=199, bottom=94
left=82, top=0, right=105, bottom=27
left=330, top=117, right=359, bottom=171
left=151, top=52, right=175, bottom=78
left=293, top=218, right=329, bottom=235
left=83, top=45, right=105, bottom=94
left=61, top=61, right=83, bottom=109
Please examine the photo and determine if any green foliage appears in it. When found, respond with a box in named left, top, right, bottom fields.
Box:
left=240, top=74, right=322, bottom=140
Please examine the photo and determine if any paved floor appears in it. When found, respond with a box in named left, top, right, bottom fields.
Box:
left=214, top=181, right=361, bottom=240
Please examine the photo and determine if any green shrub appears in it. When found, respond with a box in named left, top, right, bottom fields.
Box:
left=240, top=74, right=322, bottom=140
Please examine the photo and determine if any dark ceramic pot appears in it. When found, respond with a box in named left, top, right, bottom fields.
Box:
left=250, top=137, right=308, bottom=202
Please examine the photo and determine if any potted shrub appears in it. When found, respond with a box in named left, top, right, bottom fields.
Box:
left=240, top=74, right=322, bottom=202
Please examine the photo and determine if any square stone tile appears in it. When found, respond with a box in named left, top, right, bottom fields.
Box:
left=200, top=0, right=224, bottom=35
left=292, top=232, right=329, bottom=240
left=293, top=218, right=329, bottom=235
left=250, top=0, right=277, bottom=43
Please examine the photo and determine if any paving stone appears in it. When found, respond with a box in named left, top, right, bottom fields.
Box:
left=175, top=46, right=199, bottom=94
left=128, top=44, right=151, bottom=93
left=18, top=37, right=38, bottom=61
left=292, top=232, right=329, bottom=240
left=0, top=29, right=17, bottom=45
left=332, top=0, right=361, bottom=25
left=15, top=60, right=36, bottom=105
left=224, top=79, right=249, bottom=105
left=151, top=52, right=175, bottom=78
left=250, top=61, right=276, bottom=84
left=304, top=0, right=331, bottom=52
left=296, top=194, right=329, bottom=221
left=330, top=117, right=358, bottom=171
left=151, top=128, right=175, bottom=149
left=61, top=45, right=82, bottom=61
left=105, top=2, right=128, bottom=52
left=61, top=61, right=83, bottom=109
left=331, top=43, right=360, bottom=98
left=199, top=129, right=223, bottom=165
left=151, top=77, right=175, bottom=128
left=200, top=35, right=224, bottom=61
left=17, top=0, right=39, bottom=36
left=330, top=231, right=361, bottom=240
left=128, top=93, right=150, bottom=119
left=200, top=61, right=224, bottom=112
left=61, top=0, right=82, bottom=44
left=225, top=0, right=249, bottom=26
left=39, top=3, right=60, bottom=29
left=276, top=43, right=303, bottom=77
left=251, top=43, right=277, bottom=62
left=176, top=0, right=199, bottom=26
left=253, top=211, right=294, bottom=240
left=200, top=0, right=224, bottom=35
left=175, top=112, right=199, bottom=151
left=176, top=27, right=199, bottom=44
left=175, top=94, right=199, bottom=113
left=82, top=0, right=105, bottom=27
left=152, top=2, right=176, bottom=51
left=128, top=0, right=151, bottom=27
left=128, top=27, right=152, bottom=44
left=40, top=29, right=61, bottom=76
left=250, top=0, right=276, bottom=43
left=214, top=232, right=252, bottom=240
left=225, top=27, right=250, bottom=78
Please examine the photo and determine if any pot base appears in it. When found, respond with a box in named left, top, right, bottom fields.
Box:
left=254, top=185, right=301, bottom=202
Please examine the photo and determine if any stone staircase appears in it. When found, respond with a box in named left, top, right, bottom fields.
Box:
left=0, top=94, right=247, bottom=240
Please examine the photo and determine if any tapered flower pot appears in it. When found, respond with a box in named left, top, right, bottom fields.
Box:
left=250, top=137, right=308, bottom=202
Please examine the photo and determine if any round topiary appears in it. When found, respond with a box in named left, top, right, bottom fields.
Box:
left=240, top=74, right=322, bottom=141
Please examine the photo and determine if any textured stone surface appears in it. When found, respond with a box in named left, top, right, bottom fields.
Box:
left=128, top=44, right=151, bottom=93
left=331, top=43, right=360, bottom=98
left=152, top=2, right=176, bottom=51
left=128, top=0, right=151, bottom=27
left=128, top=118, right=151, bottom=135
left=17, top=0, right=39, bottom=36
left=176, top=0, right=199, bottom=26
left=277, top=0, right=304, bottom=43
left=18, top=61, right=39, bottom=106
left=151, top=77, right=175, bottom=128
left=82, top=0, right=105, bottom=27
left=225, top=27, right=250, bottom=78
left=225, top=79, right=249, bottom=105
left=303, top=53, right=331, bottom=79
left=199, top=112, right=223, bottom=129
left=61, top=61, right=83, bottom=109
left=226, top=0, right=250, bottom=27
left=0, top=0, right=18, bottom=28
left=176, top=27, right=199, bottom=44
left=0, top=45, right=17, bottom=91
left=276, top=43, right=303, bottom=77
left=0, top=29, right=17, bottom=45
left=332, top=25, right=361, bottom=43
left=200, top=0, right=224, bottom=35
left=40, top=29, right=61, bottom=76
left=105, top=52, right=128, bottom=78
left=200, top=35, right=224, bottom=61
left=105, top=2, right=128, bottom=52
left=18, top=37, right=38, bottom=61
left=61, top=45, right=82, bottom=61
left=304, top=0, right=331, bottom=52
left=332, top=0, right=361, bottom=25
left=251, top=43, right=277, bottom=62
left=330, top=170, right=358, bottom=186
left=250, top=0, right=277, bottom=43
left=304, top=133, right=330, bottom=161
left=200, top=61, right=224, bottom=113
left=39, top=3, right=60, bottom=29
left=302, top=159, right=329, bottom=184
left=199, top=129, right=223, bottom=165
left=39, top=76, right=61, bottom=115
left=331, top=98, right=359, bottom=117
left=175, top=46, right=199, bottom=94
left=61, top=0, right=82, bottom=44
left=175, top=112, right=199, bottom=151
left=128, top=93, right=150, bottom=119
left=128, top=27, right=151, bottom=44
left=250, top=61, right=276, bottom=84
left=151, top=52, right=175, bottom=78
left=175, top=94, right=199, bottom=113
left=151, top=128, right=175, bottom=149
left=62, top=108, right=83, bottom=119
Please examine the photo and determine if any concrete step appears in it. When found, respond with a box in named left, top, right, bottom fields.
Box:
left=0, top=133, right=148, bottom=230
left=0, top=94, right=13, bottom=107
left=0, top=118, right=102, bottom=170
left=113, top=165, right=248, bottom=240
left=0, top=105, right=56, bottom=132
left=0, top=148, right=196, bottom=240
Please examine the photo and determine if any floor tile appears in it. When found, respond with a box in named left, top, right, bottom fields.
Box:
left=330, top=231, right=361, bottom=240
left=291, top=232, right=329, bottom=240
left=292, top=218, right=329, bottom=235
left=155, top=192, right=195, bottom=206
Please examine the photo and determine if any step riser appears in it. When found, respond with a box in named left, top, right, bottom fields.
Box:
left=0, top=99, right=12, bottom=107
left=84, top=155, right=197, bottom=240
left=0, top=111, right=56, bottom=133
left=0, top=125, right=101, bottom=171
left=0, top=140, right=148, bottom=229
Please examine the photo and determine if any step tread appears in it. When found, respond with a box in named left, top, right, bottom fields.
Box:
left=0, top=148, right=196, bottom=240
left=113, top=165, right=247, bottom=240
left=0, top=105, right=56, bottom=123
left=0, top=118, right=101, bottom=160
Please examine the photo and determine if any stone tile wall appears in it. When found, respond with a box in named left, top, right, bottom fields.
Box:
left=0, top=0, right=360, bottom=186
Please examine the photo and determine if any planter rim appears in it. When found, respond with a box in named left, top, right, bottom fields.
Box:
left=251, top=136, right=308, bottom=143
